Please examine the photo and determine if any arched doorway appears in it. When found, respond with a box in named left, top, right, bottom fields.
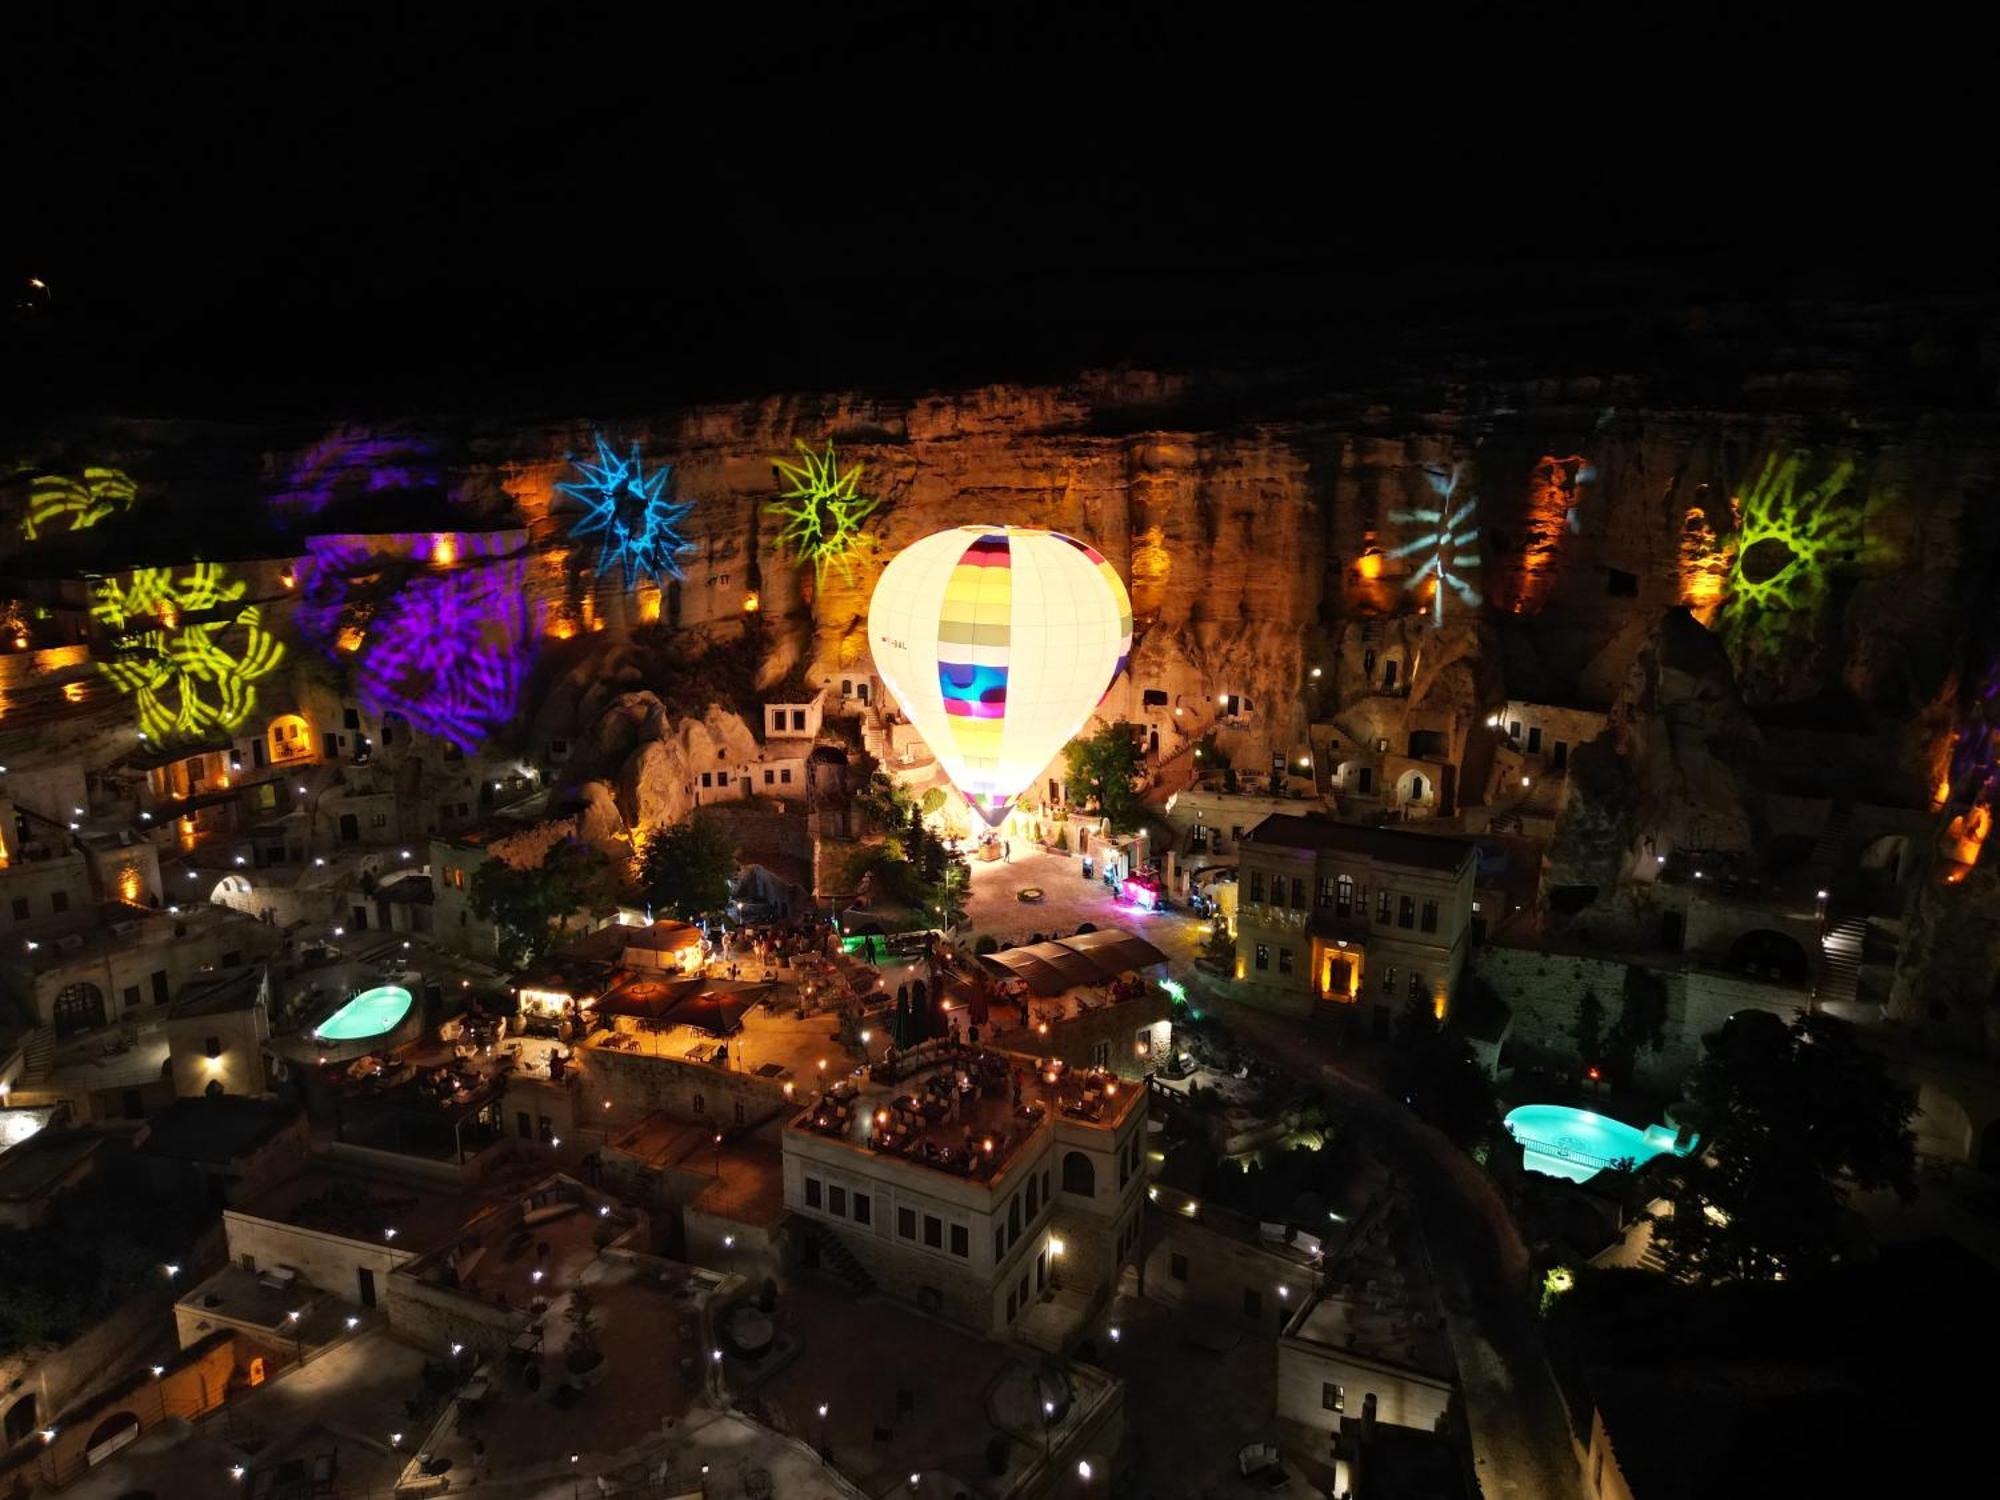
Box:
left=1913, top=1082, right=1975, bottom=1164
left=267, top=713, right=312, bottom=764
left=85, top=1410, right=141, bottom=1464
left=1397, top=770, right=1432, bottom=808
left=1147, top=728, right=1160, bottom=757
left=1727, top=929, right=1811, bottom=985
left=1381, top=658, right=1400, bottom=691
left=53, top=980, right=107, bottom=1038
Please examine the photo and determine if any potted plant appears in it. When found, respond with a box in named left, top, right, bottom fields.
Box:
left=563, top=1285, right=606, bottom=1388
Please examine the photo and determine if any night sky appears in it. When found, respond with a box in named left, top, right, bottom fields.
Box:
left=7, top=4, right=1988, bottom=417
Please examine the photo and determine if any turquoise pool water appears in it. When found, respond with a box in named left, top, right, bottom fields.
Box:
left=1504, top=1103, right=1697, bottom=1183
left=316, top=984, right=413, bottom=1042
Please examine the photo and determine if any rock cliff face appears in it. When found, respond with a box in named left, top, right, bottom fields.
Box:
left=9, top=358, right=2000, bottom=874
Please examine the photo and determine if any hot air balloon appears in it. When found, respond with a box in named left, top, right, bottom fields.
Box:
left=868, top=526, right=1133, bottom=827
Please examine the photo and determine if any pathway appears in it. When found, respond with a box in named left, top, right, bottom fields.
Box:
left=1215, top=1003, right=1588, bottom=1500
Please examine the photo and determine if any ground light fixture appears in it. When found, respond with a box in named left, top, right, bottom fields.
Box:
left=1078, top=1460, right=1093, bottom=1480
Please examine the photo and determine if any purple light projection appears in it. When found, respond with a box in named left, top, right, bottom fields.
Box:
left=293, top=532, right=516, bottom=649
left=273, top=427, right=440, bottom=518
left=352, top=559, right=537, bottom=751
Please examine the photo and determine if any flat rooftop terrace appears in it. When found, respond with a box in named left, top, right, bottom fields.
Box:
left=233, top=1163, right=498, bottom=1257
left=791, top=1041, right=1139, bottom=1182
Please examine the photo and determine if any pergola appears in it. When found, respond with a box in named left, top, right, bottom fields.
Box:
left=976, top=927, right=1168, bottom=997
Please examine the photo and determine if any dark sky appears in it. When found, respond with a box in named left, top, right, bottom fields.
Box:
left=7, top=4, right=1989, bottom=418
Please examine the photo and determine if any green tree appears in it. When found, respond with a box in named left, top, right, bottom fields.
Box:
left=1574, top=989, right=1604, bottom=1068
left=470, top=837, right=626, bottom=966
left=1649, top=1012, right=1916, bottom=1284
left=1064, top=722, right=1147, bottom=832
left=853, top=770, right=915, bottom=846
left=1385, top=992, right=1498, bottom=1147
left=639, top=813, right=738, bottom=921
left=927, top=859, right=969, bottom=931
left=919, top=786, right=947, bottom=816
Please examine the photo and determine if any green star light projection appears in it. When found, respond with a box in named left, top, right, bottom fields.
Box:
left=91, top=563, right=286, bottom=740
left=768, top=440, right=879, bottom=587
left=1718, top=451, right=1864, bottom=665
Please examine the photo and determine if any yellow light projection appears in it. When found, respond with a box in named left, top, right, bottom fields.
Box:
left=23, top=467, right=137, bottom=540
left=91, top=563, right=286, bottom=740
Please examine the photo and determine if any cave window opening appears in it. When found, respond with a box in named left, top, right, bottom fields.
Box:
left=1142, top=688, right=1168, bottom=709
left=1552, top=741, right=1569, bottom=771
left=1607, top=568, right=1639, bottom=597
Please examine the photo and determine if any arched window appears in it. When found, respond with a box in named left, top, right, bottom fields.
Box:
left=1336, top=874, right=1354, bottom=915
left=1061, top=1151, right=1096, bottom=1197
left=53, top=981, right=106, bottom=1038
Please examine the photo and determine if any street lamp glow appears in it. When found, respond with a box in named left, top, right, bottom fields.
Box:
left=1078, top=1460, right=1093, bottom=1480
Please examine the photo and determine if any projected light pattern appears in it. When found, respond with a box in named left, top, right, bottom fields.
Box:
left=273, top=428, right=440, bottom=517
left=293, top=531, right=515, bottom=650
left=92, top=564, right=285, bottom=739
left=769, top=439, right=879, bottom=587
left=1390, top=464, right=1482, bottom=625
left=353, top=560, right=536, bottom=751
left=1719, top=451, right=1861, bottom=662
left=23, top=466, right=137, bottom=540
left=557, top=433, right=695, bottom=588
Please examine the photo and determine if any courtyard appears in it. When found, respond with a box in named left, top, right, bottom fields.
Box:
left=961, top=847, right=1206, bottom=967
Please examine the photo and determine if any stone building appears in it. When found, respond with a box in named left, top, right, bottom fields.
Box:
left=1233, top=815, right=1478, bottom=1031
left=783, top=1046, right=1148, bottom=1338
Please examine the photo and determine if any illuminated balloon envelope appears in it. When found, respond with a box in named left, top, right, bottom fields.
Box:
left=868, top=526, right=1132, bottom=827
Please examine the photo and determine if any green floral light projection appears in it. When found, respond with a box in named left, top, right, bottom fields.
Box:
left=1718, top=451, right=1864, bottom=665
left=91, top=564, right=285, bottom=740
left=768, top=439, right=880, bottom=587
left=23, top=466, right=138, bottom=540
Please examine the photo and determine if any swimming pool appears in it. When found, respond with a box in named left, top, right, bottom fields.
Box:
left=1503, top=1103, right=1697, bottom=1183
left=315, top=984, right=414, bottom=1042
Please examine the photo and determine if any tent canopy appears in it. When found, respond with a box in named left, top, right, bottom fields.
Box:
left=977, top=926, right=1168, bottom=996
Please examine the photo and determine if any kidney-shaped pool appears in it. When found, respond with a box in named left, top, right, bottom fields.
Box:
left=1503, top=1103, right=1697, bottom=1183
left=315, top=984, right=414, bottom=1043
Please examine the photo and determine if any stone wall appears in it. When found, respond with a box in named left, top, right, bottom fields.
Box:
left=586, top=1045, right=792, bottom=1133
left=1474, top=944, right=1808, bottom=1087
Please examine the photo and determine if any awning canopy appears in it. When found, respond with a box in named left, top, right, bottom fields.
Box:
left=977, top=926, right=1169, bottom=996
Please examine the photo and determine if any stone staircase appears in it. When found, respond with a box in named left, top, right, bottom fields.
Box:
left=861, top=706, right=889, bottom=764
left=804, top=1222, right=876, bottom=1295
left=1818, top=917, right=1867, bottom=1013
left=20, top=1026, right=56, bottom=1085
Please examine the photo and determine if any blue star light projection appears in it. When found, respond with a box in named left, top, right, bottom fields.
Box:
left=557, top=433, right=696, bottom=588
left=1390, top=464, right=1482, bottom=625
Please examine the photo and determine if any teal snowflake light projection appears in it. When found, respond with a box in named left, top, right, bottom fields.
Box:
left=1390, top=464, right=1482, bottom=625
left=557, top=433, right=695, bottom=588
left=768, top=440, right=879, bottom=587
